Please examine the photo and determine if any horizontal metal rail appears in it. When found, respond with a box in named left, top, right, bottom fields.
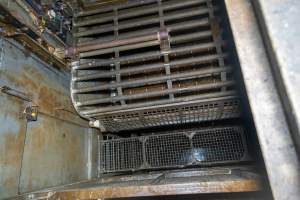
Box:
left=76, top=0, right=207, bottom=17
left=71, top=0, right=236, bottom=128
left=73, top=66, right=232, bottom=93
left=67, top=30, right=168, bottom=57
left=73, top=51, right=162, bottom=70
left=76, top=80, right=235, bottom=106
left=79, top=40, right=160, bottom=58
left=170, top=31, right=212, bottom=44
left=75, top=0, right=205, bottom=29
left=76, top=0, right=158, bottom=17
left=74, top=6, right=210, bottom=27
left=73, top=55, right=225, bottom=81
left=76, top=18, right=210, bottom=45
left=74, top=42, right=215, bottom=70
left=78, top=32, right=160, bottom=52
left=82, top=92, right=238, bottom=116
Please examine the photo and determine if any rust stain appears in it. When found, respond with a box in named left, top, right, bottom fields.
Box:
left=1, top=99, right=27, bottom=166
left=21, top=115, right=87, bottom=192
left=0, top=99, right=27, bottom=194
left=2, top=64, right=85, bottom=124
left=2, top=134, right=24, bottom=166
left=3, top=177, right=16, bottom=189
left=52, top=179, right=261, bottom=200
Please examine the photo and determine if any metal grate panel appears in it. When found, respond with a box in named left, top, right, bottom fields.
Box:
left=70, top=0, right=241, bottom=132
left=145, top=133, right=191, bottom=167
left=97, top=97, right=240, bottom=132
left=99, top=126, right=248, bottom=173
left=192, top=127, right=245, bottom=163
left=100, top=138, right=144, bottom=172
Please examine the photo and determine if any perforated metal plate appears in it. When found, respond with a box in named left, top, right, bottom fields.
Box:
left=99, top=126, right=248, bottom=173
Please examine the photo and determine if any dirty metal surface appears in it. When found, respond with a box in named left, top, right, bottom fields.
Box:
left=252, top=0, right=300, bottom=153
left=0, top=0, right=68, bottom=69
left=224, top=1, right=300, bottom=200
left=0, top=37, right=96, bottom=199
left=71, top=0, right=241, bottom=132
left=0, top=90, right=27, bottom=198
left=107, top=192, right=273, bottom=200
left=0, top=36, right=28, bottom=199
left=99, top=126, right=249, bottom=173
left=20, top=166, right=262, bottom=200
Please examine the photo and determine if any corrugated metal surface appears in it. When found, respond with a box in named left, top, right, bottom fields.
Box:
left=0, top=37, right=97, bottom=199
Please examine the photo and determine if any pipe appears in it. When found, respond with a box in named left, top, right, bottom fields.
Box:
left=76, top=0, right=157, bottom=17
left=83, top=92, right=238, bottom=116
left=74, top=39, right=217, bottom=70
left=66, top=29, right=168, bottom=58
left=74, top=51, right=161, bottom=70
left=170, top=31, right=212, bottom=44
left=75, top=0, right=205, bottom=29
left=74, top=7, right=210, bottom=27
left=76, top=18, right=210, bottom=50
left=77, top=81, right=235, bottom=106
left=74, top=51, right=223, bottom=81
left=79, top=40, right=160, bottom=58
left=73, top=66, right=232, bottom=93
left=76, top=0, right=207, bottom=17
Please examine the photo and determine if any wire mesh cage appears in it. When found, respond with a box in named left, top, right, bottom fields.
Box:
left=70, top=0, right=241, bottom=132
left=99, top=126, right=249, bottom=173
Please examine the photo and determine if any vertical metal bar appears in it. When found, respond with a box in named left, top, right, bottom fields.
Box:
left=0, top=36, right=4, bottom=69
left=114, top=8, right=126, bottom=105
left=207, top=0, right=227, bottom=91
left=158, top=0, right=174, bottom=100
left=87, top=128, right=93, bottom=179
left=97, top=135, right=101, bottom=177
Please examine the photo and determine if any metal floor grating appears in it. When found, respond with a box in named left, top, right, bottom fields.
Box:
left=99, top=126, right=248, bottom=173
left=70, top=0, right=241, bottom=132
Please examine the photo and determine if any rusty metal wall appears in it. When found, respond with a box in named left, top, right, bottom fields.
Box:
left=0, top=37, right=98, bottom=199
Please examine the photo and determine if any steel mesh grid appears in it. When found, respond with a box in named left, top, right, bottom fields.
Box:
left=100, top=138, right=143, bottom=172
left=97, top=98, right=240, bottom=132
left=145, top=133, right=192, bottom=167
left=99, top=126, right=248, bottom=173
left=192, top=127, right=245, bottom=163
left=71, top=0, right=240, bottom=132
